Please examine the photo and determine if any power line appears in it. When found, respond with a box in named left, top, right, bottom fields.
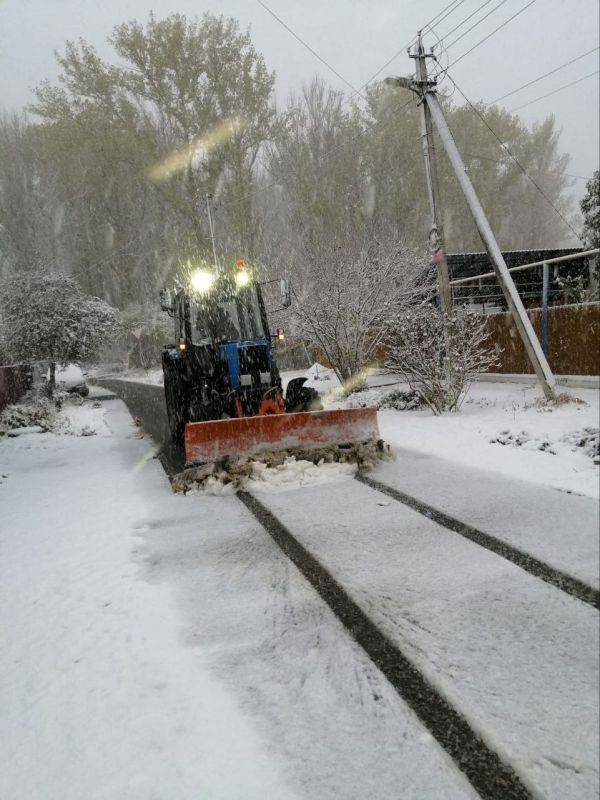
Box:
left=255, top=0, right=470, bottom=98
left=360, top=0, right=484, bottom=89
left=444, top=0, right=511, bottom=51
left=446, top=0, right=538, bottom=70
left=434, top=0, right=498, bottom=47
left=490, top=46, right=599, bottom=104
left=423, top=0, right=472, bottom=36
left=509, top=70, right=599, bottom=112
left=255, top=0, right=363, bottom=97
left=444, top=72, right=582, bottom=242
left=462, top=152, right=592, bottom=182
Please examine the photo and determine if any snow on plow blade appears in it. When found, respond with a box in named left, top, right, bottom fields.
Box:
left=184, top=408, right=380, bottom=466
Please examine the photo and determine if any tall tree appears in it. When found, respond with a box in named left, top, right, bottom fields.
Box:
left=360, top=87, right=576, bottom=252
left=268, top=78, right=367, bottom=247
left=581, top=169, right=599, bottom=249
left=29, top=13, right=279, bottom=306
left=0, top=113, right=56, bottom=276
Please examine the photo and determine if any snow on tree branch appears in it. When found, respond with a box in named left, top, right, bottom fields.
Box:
left=0, top=273, right=120, bottom=391
left=289, top=227, right=432, bottom=384
left=385, top=304, right=500, bottom=414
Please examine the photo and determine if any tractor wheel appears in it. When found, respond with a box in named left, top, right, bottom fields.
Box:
left=285, top=377, right=323, bottom=412
left=163, top=370, right=187, bottom=447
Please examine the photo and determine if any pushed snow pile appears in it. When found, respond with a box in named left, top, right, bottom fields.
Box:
left=247, top=457, right=356, bottom=491
left=172, top=439, right=390, bottom=494
left=183, top=457, right=356, bottom=495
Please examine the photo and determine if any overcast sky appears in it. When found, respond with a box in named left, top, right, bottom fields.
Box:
left=1, top=0, right=598, bottom=204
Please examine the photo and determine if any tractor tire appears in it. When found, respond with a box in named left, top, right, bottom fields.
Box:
left=163, top=370, right=187, bottom=447
left=285, top=377, right=323, bottom=412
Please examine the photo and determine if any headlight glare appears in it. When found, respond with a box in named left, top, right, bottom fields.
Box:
left=235, top=270, right=251, bottom=288
left=190, top=268, right=215, bottom=293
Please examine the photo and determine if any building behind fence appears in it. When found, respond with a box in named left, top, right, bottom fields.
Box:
left=447, top=248, right=597, bottom=314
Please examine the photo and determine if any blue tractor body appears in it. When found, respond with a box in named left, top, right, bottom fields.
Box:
left=161, top=267, right=319, bottom=447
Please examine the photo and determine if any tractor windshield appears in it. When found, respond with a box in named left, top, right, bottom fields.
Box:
left=190, top=282, right=266, bottom=344
left=236, top=285, right=266, bottom=341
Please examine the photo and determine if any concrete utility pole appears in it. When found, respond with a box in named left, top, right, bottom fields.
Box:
left=411, top=32, right=452, bottom=316
left=386, top=41, right=557, bottom=401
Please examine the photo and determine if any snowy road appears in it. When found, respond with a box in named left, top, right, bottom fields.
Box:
left=256, top=480, right=599, bottom=800
left=2, top=383, right=598, bottom=800
left=1, top=399, right=478, bottom=800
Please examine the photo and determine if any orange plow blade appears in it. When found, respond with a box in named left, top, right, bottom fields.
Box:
left=184, top=408, right=380, bottom=466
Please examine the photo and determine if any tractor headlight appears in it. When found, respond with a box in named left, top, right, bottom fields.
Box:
left=190, top=268, right=215, bottom=293
left=235, top=269, right=251, bottom=288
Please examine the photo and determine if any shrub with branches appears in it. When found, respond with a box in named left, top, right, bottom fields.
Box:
left=385, top=304, right=499, bottom=414
left=290, top=229, right=430, bottom=385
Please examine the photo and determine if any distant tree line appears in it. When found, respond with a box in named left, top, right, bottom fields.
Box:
left=0, top=11, right=586, bottom=316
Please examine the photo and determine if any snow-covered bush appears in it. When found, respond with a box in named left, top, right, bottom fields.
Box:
left=0, top=273, right=120, bottom=393
left=290, top=230, right=430, bottom=385
left=377, top=388, right=423, bottom=411
left=385, top=305, right=499, bottom=414
left=119, top=305, right=172, bottom=369
left=562, top=427, right=599, bottom=462
left=0, top=396, right=56, bottom=433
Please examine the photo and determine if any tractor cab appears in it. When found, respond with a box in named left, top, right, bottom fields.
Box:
left=160, top=260, right=317, bottom=445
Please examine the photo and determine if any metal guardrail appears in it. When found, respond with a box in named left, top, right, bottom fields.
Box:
left=449, top=248, right=599, bottom=357
left=449, top=248, right=599, bottom=287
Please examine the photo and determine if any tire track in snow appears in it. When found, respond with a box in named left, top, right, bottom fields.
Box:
left=237, top=489, right=533, bottom=800
left=356, top=474, right=599, bottom=610
left=96, top=378, right=589, bottom=797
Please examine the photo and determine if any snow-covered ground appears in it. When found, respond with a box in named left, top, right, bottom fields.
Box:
left=382, top=383, right=598, bottom=500
left=2, top=383, right=597, bottom=799
left=330, top=380, right=600, bottom=500
left=100, top=362, right=599, bottom=499
left=0, top=398, right=478, bottom=800
left=0, top=400, right=299, bottom=799
left=257, top=478, right=599, bottom=800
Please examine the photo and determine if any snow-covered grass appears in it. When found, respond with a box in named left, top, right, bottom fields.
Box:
left=336, top=380, right=599, bottom=499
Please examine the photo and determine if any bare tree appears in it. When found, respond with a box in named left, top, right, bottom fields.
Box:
left=385, top=304, right=499, bottom=413
left=291, top=228, right=429, bottom=384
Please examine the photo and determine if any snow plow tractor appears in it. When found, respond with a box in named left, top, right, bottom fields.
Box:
left=160, top=260, right=382, bottom=472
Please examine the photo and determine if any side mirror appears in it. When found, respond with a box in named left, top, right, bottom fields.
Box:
left=160, top=288, right=173, bottom=312
left=280, top=278, right=291, bottom=309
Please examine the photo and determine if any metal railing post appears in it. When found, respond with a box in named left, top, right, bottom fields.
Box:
left=541, top=262, right=549, bottom=357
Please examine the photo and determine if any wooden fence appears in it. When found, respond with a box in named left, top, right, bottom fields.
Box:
left=485, top=302, right=600, bottom=375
